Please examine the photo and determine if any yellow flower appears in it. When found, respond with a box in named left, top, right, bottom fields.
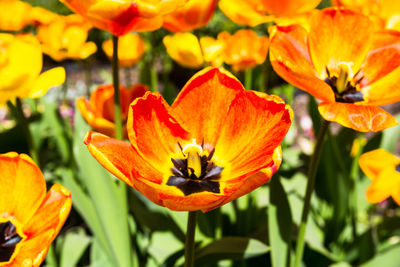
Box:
left=163, top=32, right=224, bottom=68
left=37, top=14, right=97, bottom=62
left=0, top=34, right=65, bottom=103
left=102, top=34, right=146, bottom=67
left=0, top=0, right=32, bottom=31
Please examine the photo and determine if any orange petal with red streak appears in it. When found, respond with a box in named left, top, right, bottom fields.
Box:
left=308, top=8, right=373, bottom=77
left=269, top=25, right=334, bottom=102
left=171, top=67, right=244, bottom=145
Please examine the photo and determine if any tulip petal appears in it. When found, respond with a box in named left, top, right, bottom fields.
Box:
left=0, top=153, right=46, bottom=225
left=366, top=167, right=400, bottom=204
left=308, top=8, right=373, bottom=77
left=260, top=0, right=321, bottom=17
left=359, top=149, right=400, bottom=180
left=29, top=67, right=66, bottom=98
left=211, top=146, right=282, bottom=212
left=219, top=0, right=273, bottom=26
left=269, top=25, right=335, bottom=102
left=318, top=102, right=398, bottom=132
left=215, top=91, right=292, bottom=180
left=10, top=229, right=54, bottom=267
left=23, top=184, right=72, bottom=238
left=127, top=92, right=190, bottom=172
left=85, top=131, right=164, bottom=185
left=171, top=67, right=244, bottom=145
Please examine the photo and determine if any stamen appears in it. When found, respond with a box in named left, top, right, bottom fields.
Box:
left=396, top=164, right=400, bottom=172
left=0, top=221, right=23, bottom=263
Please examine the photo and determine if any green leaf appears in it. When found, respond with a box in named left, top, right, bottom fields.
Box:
left=268, top=176, right=293, bottom=267
left=72, top=111, right=133, bottom=267
left=362, top=244, right=400, bottom=267
left=59, top=228, right=91, bottom=267
left=195, top=237, right=270, bottom=264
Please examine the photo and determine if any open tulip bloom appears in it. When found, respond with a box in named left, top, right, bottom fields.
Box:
left=84, top=67, right=293, bottom=212
left=0, top=153, right=71, bottom=266
left=269, top=8, right=400, bottom=132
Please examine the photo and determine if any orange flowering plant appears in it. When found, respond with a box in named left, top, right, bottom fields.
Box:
left=60, top=0, right=188, bottom=35
left=219, top=0, right=321, bottom=27
left=163, top=0, right=217, bottom=32
left=0, top=152, right=71, bottom=266
left=359, top=149, right=400, bottom=205
left=219, top=29, right=269, bottom=72
left=84, top=67, right=292, bottom=211
left=269, top=8, right=399, bottom=132
left=77, top=84, right=148, bottom=137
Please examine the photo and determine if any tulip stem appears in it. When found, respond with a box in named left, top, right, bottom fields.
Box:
left=7, top=98, right=39, bottom=164
left=112, top=35, right=123, bottom=140
left=244, top=68, right=252, bottom=89
left=184, top=211, right=197, bottom=267
left=294, top=119, right=330, bottom=267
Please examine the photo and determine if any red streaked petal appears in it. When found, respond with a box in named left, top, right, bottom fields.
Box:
left=215, top=91, right=292, bottom=179
left=308, top=8, right=373, bottom=77
left=208, top=146, right=282, bottom=212
left=0, top=153, right=46, bottom=226
left=171, top=67, right=245, bottom=145
left=84, top=131, right=164, bottom=185
left=127, top=92, right=190, bottom=171
left=269, top=25, right=334, bottom=102
left=318, top=102, right=398, bottom=132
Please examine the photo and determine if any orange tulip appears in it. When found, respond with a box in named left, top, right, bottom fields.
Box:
left=37, top=15, right=97, bottom=62
left=77, top=84, right=148, bottom=137
left=0, top=152, right=71, bottom=266
left=333, top=0, right=400, bottom=31
left=163, top=0, right=217, bottom=32
left=269, top=8, right=399, bottom=132
left=220, top=29, right=269, bottom=72
left=219, top=0, right=321, bottom=27
left=0, top=0, right=32, bottom=31
left=102, top=34, right=146, bottom=67
left=84, top=67, right=293, bottom=212
left=60, top=0, right=188, bottom=36
left=359, top=149, right=400, bottom=205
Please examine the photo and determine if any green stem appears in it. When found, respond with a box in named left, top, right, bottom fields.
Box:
left=150, top=66, right=158, bottom=92
left=349, top=134, right=364, bottom=239
left=7, top=98, right=39, bottom=164
left=294, top=119, right=330, bottom=267
left=184, top=211, right=197, bottom=267
left=112, top=35, right=123, bottom=140
left=244, top=68, right=252, bottom=90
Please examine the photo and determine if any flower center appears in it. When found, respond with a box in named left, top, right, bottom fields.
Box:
left=0, top=220, right=23, bottom=263
left=167, top=139, right=224, bottom=196
left=324, top=62, right=364, bottom=103
left=396, top=164, right=400, bottom=172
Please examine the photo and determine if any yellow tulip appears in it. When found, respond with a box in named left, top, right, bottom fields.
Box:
left=0, top=34, right=65, bottom=103
left=0, top=0, right=32, bottom=31
left=37, top=15, right=97, bottom=62
left=163, top=32, right=224, bottom=68
left=102, top=34, right=146, bottom=67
